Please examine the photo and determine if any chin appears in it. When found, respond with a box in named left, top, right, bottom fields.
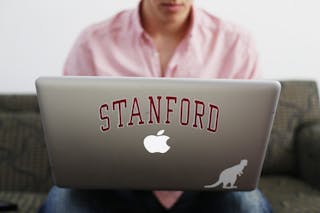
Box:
left=160, top=10, right=190, bottom=23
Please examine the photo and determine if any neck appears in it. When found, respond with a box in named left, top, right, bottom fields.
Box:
left=140, top=1, right=192, bottom=40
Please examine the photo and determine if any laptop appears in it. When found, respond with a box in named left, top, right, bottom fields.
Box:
left=35, top=77, right=280, bottom=191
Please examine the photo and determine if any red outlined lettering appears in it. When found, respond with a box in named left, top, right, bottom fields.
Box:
left=100, top=96, right=220, bottom=134
left=207, top=104, right=219, bottom=132
left=165, top=96, right=177, bottom=124
left=99, top=104, right=110, bottom=132
left=112, top=99, right=127, bottom=128
left=128, top=97, right=145, bottom=126
left=148, top=96, right=161, bottom=124
left=193, top=100, right=205, bottom=129
left=180, top=98, right=190, bottom=126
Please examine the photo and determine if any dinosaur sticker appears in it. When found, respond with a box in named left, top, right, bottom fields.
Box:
left=204, top=159, right=248, bottom=189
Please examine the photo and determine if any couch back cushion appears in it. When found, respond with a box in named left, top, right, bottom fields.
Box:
left=0, top=95, right=52, bottom=192
left=0, top=95, right=39, bottom=113
left=263, top=81, right=320, bottom=175
left=296, top=122, right=320, bottom=190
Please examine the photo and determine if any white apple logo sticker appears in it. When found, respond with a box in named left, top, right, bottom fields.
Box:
left=143, top=130, right=170, bottom=153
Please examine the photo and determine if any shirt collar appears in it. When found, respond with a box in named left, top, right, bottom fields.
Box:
left=131, top=2, right=145, bottom=37
left=188, top=6, right=197, bottom=39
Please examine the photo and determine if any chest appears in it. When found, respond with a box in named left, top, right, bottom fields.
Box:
left=94, top=37, right=230, bottom=78
left=154, top=38, right=181, bottom=77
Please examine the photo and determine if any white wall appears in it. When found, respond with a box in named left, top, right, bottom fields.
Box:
left=1, top=0, right=320, bottom=93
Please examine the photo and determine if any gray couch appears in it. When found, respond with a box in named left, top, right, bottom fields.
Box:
left=0, top=80, right=320, bottom=212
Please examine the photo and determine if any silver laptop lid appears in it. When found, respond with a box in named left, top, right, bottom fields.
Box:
left=36, top=77, right=280, bottom=191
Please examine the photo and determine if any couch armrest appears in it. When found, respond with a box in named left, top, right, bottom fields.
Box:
left=296, top=121, right=320, bottom=189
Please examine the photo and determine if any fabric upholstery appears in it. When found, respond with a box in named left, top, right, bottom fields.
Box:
left=259, top=176, right=320, bottom=213
left=0, top=191, right=47, bottom=212
left=0, top=113, right=52, bottom=192
left=0, top=95, right=39, bottom=113
left=296, top=122, right=320, bottom=190
left=263, top=81, right=320, bottom=175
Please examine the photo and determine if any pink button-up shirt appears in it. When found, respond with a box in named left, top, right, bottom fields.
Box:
left=63, top=5, right=260, bottom=210
left=64, top=7, right=260, bottom=79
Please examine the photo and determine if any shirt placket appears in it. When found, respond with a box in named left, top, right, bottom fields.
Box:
left=166, top=36, right=192, bottom=78
left=141, top=33, right=162, bottom=77
left=141, top=32, right=192, bottom=78
left=153, top=50, right=161, bottom=77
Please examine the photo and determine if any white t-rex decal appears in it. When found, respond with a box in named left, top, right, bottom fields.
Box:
left=204, top=159, right=248, bottom=189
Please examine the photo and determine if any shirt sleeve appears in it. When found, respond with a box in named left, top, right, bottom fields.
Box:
left=240, top=34, right=262, bottom=80
left=63, top=29, right=96, bottom=76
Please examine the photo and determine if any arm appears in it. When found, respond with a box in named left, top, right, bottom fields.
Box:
left=237, top=33, right=262, bottom=80
left=63, top=29, right=96, bottom=76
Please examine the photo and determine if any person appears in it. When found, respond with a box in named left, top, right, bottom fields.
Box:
left=39, top=0, right=271, bottom=212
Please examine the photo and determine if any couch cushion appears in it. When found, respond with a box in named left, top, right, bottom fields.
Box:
left=259, top=176, right=320, bottom=213
left=0, top=95, right=39, bottom=112
left=0, top=113, right=52, bottom=192
left=263, top=81, right=320, bottom=175
left=296, top=122, right=320, bottom=190
left=0, top=191, right=46, bottom=212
